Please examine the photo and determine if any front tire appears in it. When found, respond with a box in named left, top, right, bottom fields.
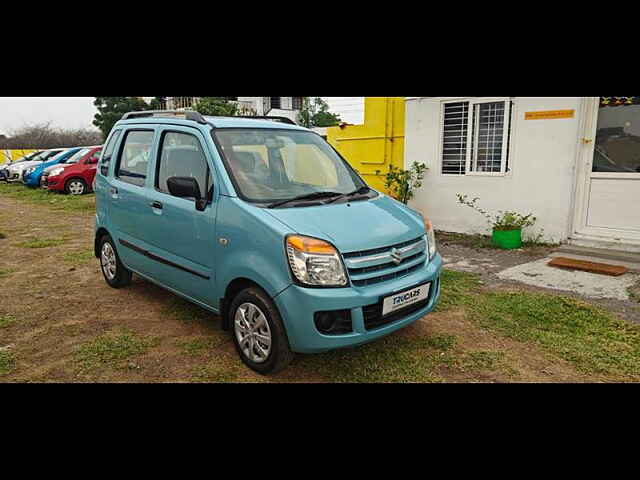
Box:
left=229, top=287, right=294, bottom=375
left=99, top=234, right=132, bottom=288
left=65, top=178, right=87, bottom=195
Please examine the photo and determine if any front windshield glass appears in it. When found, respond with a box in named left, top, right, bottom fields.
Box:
left=214, top=129, right=366, bottom=204
left=48, top=150, right=71, bottom=162
left=29, top=151, right=53, bottom=162
left=64, top=148, right=89, bottom=164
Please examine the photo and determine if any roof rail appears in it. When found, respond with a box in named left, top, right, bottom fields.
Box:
left=121, top=110, right=208, bottom=124
left=229, top=116, right=297, bottom=125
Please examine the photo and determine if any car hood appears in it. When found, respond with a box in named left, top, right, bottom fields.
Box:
left=8, top=160, right=40, bottom=172
left=44, top=163, right=72, bottom=174
left=264, top=194, right=425, bottom=253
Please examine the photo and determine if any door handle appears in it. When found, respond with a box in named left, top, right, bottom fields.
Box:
left=150, top=201, right=163, bottom=209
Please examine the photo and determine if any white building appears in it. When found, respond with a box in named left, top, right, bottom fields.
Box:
left=164, top=97, right=303, bottom=123
left=404, top=97, right=640, bottom=251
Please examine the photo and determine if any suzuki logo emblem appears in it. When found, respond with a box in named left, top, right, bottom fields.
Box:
left=390, top=248, right=403, bottom=265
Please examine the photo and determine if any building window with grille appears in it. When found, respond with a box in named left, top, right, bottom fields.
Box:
left=292, top=97, right=303, bottom=110
left=441, top=98, right=512, bottom=175
left=270, top=97, right=281, bottom=109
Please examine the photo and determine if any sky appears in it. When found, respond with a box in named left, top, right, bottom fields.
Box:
left=0, top=97, right=364, bottom=135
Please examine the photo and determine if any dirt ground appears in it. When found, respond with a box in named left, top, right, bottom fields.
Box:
left=1, top=191, right=638, bottom=383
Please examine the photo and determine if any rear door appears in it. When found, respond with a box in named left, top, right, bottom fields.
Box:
left=107, top=127, right=158, bottom=273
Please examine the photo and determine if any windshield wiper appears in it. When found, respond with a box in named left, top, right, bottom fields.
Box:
left=267, top=191, right=343, bottom=209
left=324, top=186, right=371, bottom=204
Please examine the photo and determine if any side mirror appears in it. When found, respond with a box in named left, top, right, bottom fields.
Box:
left=86, top=157, right=98, bottom=164
left=167, top=176, right=206, bottom=211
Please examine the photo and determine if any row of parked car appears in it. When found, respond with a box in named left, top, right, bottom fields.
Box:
left=0, top=145, right=103, bottom=194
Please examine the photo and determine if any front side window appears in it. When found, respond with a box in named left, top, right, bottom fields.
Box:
left=441, top=98, right=512, bottom=175
left=100, top=130, right=121, bottom=171
left=156, top=131, right=211, bottom=199
left=116, top=130, right=154, bottom=187
left=214, top=129, right=368, bottom=204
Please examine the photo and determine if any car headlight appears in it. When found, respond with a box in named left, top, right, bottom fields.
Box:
left=286, top=235, right=347, bottom=287
left=424, top=217, right=437, bottom=259
left=50, top=168, right=64, bottom=177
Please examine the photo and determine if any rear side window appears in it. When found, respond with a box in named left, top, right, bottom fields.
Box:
left=116, top=130, right=154, bottom=187
left=100, top=130, right=121, bottom=172
left=156, top=131, right=211, bottom=199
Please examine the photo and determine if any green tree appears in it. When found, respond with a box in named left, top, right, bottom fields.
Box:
left=298, top=97, right=341, bottom=128
left=192, top=97, right=238, bottom=117
left=149, top=97, right=167, bottom=110
left=93, top=97, right=149, bottom=139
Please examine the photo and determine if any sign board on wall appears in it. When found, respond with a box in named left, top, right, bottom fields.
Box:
left=525, top=109, right=575, bottom=120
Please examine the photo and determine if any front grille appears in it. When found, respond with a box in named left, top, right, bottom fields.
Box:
left=343, top=236, right=427, bottom=287
left=362, top=279, right=438, bottom=331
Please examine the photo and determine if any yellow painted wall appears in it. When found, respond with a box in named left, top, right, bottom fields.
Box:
left=327, top=97, right=404, bottom=193
left=1, top=149, right=38, bottom=165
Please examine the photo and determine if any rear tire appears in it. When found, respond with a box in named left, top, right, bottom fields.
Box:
left=65, top=178, right=87, bottom=195
left=229, top=287, right=294, bottom=375
left=98, top=234, right=132, bottom=288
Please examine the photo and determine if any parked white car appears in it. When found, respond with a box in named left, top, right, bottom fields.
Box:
left=5, top=149, right=65, bottom=182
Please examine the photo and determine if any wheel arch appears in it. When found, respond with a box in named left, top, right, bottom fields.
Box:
left=220, top=277, right=271, bottom=330
left=94, top=227, right=110, bottom=258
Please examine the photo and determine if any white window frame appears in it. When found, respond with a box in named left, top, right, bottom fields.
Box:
left=440, top=97, right=512, bottom=177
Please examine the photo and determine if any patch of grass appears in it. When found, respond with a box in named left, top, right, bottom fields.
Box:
left=74, top=330, right=152, bottom=372
left=435, top=269, right=482, bottom=312
left=62, top=249, right=94, bottom=264
left=0, top=268, right=14, bottom=278
left=191, top=357, right=241, bottom=383
left=413, top=333, right=457, bottom=351
left=298, top=333, right=459, bottom=383
left=458, top=351, right=505, bottom=371
left=437, top=231, right=558, bottom=250
left=16, top=238, right=66, bottom=248
left=0, top=350, right=16, bottom=375
left=0, top=182, right=95, bottom=213
left=0, top=315, right=16, bottom=328
left=470, top=291, right=640, bottom=378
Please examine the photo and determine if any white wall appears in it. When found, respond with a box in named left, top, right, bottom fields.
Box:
left=404, top=97, right=583, bottom=243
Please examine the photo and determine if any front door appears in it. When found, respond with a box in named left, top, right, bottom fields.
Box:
left=143, top=127, right=217, bottom=306
left=573, top=97, right=640, bottom=247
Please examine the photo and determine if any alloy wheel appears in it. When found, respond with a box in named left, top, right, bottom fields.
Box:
left=100, top=242, right=117, bottom=280
left=234, top=302, right=272, bottom=363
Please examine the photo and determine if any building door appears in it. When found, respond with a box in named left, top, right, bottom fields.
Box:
left=573, top=97, right=640, bottom=248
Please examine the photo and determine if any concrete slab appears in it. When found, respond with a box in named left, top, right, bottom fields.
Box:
left=496, top=258, right=639, bottom=301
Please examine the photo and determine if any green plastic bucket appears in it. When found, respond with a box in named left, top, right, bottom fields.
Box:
left=492, top=228, right=522, bottom=249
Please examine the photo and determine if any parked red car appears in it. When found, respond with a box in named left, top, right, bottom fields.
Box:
left=43, top=146, right=102, bottom=194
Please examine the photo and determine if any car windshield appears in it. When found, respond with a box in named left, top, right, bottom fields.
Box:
left=48, top=150, right=71, bottom=162
left=64, top=148, right=89, bottom=164
left=29, top=151, right=54, bottom=162
left=214, top=129, right=366, bottom=204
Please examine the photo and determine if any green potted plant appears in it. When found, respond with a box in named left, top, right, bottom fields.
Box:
left=377, top=162, right=428, bottom=204
left=456, top=194, right=536, bottom=249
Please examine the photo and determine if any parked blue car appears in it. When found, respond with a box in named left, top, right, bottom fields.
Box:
left=94, top=111, right=442, bottom=374
left=23, top=147, right=83, bottom=187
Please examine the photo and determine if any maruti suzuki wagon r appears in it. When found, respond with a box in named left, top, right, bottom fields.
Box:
left=94, top=110, right=442, bottom=374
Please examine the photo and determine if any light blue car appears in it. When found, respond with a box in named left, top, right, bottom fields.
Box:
left=23, top=147, right=83, bottom=187
left=94, top=111, right=442, bottom=374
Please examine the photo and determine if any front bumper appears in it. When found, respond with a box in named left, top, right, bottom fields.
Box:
left=274, top=253, right=443, bottom=353
left=23, top=172, right=40, bottom=187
